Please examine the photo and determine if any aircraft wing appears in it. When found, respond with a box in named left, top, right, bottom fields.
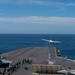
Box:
left=53, top=41, right=61, bottom=43
left=57, top=70, right=69, bottom=73
left=2, top=59, right=12, bottom=64
left=70, top=71, right=75, bottom=74
left=70, top=70, right=75, bottom=74
left=41, top=39, right=49, bottom=42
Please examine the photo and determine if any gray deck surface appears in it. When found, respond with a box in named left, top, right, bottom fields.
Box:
left=0, top=47, right=75, bottom=75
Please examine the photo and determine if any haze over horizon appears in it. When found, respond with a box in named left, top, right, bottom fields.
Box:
left=0, top=0, right=75, bottom=34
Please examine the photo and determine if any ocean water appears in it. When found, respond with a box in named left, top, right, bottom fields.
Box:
left=0, top=34, right=75, bottom=59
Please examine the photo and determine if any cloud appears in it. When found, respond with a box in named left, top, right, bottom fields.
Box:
left=0, top=16, right=75, bottom=26
left=0, top=0, right=75, bottom=7
left=0, top=0, right=75, bottom=11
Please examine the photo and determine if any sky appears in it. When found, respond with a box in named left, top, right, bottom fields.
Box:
left=0, top=0, right=75, bottom=34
